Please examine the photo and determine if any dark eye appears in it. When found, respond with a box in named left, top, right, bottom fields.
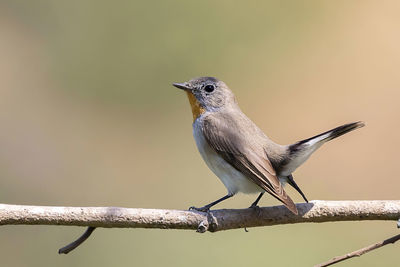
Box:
left=204, top=84, right=215, bottom=93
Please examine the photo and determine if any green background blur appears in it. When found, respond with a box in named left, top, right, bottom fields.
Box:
left=0, top=1, right=399, bottom=266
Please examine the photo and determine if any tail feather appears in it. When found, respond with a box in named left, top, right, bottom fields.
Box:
left=292, top=121, right=365, bottom=149
left=282, top=121, right=365, bottom=176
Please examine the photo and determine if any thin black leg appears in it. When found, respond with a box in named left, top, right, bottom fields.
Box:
left=287, top=174, right=308, bottom=203
left=245, top=192, right=265, bottom=231
left=249, top=192, right=264, bottom=208
left=189, top=194, right=233, bottom=212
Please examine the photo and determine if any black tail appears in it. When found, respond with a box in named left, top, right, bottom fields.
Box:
left=283, top=121, right=365, bottom=180
left=293, top=121, right=365, bottom=148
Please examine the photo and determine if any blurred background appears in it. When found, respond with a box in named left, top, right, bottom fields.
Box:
left=0, top=0, right=399, bottom=266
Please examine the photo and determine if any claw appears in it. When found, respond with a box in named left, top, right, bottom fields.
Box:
left=249, top=205, right=262, bottom=217
left=189, top=206, right=210, bottom=212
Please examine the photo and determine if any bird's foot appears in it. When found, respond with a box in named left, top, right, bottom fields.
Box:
left=249, top=203, right=259, bottom=209
left=248, top=204, right=262, bottom=217
left=244, top=205, right=262, bottom=232
left=189, top=206, right=210, bottom=212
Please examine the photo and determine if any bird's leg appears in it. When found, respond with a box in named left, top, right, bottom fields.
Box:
left=286, top=174, right=309, bottom=203
left=249, top=192, right=264, bottom=209
left=244, top=192, right=265, bottom=232
left=189, top=194, right=233, bottom=212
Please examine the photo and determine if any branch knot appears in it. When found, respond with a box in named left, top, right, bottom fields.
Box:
left=207, top=211, right=218, bottom=232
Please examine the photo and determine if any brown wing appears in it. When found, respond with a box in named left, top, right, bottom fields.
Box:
left=202, top=115, right=298, bottom=215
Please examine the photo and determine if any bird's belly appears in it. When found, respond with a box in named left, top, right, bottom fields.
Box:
left=193, top=121, right=262, bottom=195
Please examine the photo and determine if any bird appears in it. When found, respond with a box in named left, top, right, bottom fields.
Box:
left=173, top=77, right=364, bottom=215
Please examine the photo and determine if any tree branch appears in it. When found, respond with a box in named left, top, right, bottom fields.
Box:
left=315, top=233, right=400, bottom=267
left=1, top=200, right=399, bottom=256
left=0, top=200, right=399, bottom=231
left=58, top=226, right=96, bottom=254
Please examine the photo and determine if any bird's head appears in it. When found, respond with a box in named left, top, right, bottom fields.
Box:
left=173, top=77, right=236, bottom=121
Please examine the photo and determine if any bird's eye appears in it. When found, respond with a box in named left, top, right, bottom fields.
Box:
left=204, top=84, right=215, bottom=93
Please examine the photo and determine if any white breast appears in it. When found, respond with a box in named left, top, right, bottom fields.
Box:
left=192, top=119, right=262, bottom=195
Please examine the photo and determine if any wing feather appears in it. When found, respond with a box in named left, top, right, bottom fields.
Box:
left=202, top=115, right=298, bottom=214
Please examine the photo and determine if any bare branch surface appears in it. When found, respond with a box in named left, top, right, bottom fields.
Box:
left=0, top=200, right=399, bottom=232
left=315, top=233, right=400, bottom=267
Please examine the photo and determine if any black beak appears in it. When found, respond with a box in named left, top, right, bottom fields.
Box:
left=172, top=82, right=191, bottom=91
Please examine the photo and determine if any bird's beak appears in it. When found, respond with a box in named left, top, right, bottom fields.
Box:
left=172, top=82, right=191, bottom=91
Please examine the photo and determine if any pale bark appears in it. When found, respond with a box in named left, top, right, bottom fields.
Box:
left=0, top=200, right=399, bottom=232
left=315, top=233, right=400, bottom=267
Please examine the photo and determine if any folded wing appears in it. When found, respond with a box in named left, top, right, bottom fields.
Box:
left=202, top=116, right=298, bottom=215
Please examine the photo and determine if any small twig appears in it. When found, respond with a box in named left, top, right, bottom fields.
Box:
left=315, top=233, right=400, bottom=267
left=58, top=227, right=96, bottom=254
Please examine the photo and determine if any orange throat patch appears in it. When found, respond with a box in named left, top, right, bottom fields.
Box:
left=186, top=91, right=205, bottom=122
